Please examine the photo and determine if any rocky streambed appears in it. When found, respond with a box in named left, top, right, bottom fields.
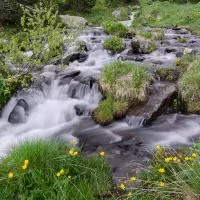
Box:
left=1, top=15, right=200, bottom=183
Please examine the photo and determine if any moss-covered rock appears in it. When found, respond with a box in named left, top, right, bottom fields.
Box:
left=131, top=36, right=157, bottom=54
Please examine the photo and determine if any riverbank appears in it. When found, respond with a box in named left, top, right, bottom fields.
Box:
left=133, top=0, right=200, bottom=35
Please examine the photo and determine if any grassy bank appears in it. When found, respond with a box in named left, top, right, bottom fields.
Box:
left=69, top=0, right=132, bottom=25
left=133, top=0, right=200, bottom=35
left=0, top=140, right=112, bottom=200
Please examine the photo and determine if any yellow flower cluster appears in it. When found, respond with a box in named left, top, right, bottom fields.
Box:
left=8, top=172, right=14, bottom=179
left=56, top=169, right=65, bottom=177
left=22, top=160, right=29, bottom=170
left=68, top=150, right=79, bottom=156
left=118, top=176, right=137, bottom=191
left=158, top=168, right=165, bottom=173
left=165, top=156, right=181, bottom=163
left=99, top=151, right=105, bottom=157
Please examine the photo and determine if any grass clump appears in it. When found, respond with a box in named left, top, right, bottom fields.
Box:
left=137, top=28, right=165, bottom=41
left=103, top=21, right=130, bottom=37
left=94, top=60, right=150, bottom=125
left=0, top=140, right=112, bottom=200
left=103, top=36, right=125, bottom=53
left=125, top=144, right=200, bottom=200
left=178, top=58, right=200, bottom=113
left=133, top=0, right=200, bottom=35
left=177, top=37, right=188, bottom=43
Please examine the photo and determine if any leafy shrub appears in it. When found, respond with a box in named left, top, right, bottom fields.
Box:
left=0, top=140, right=112, bottom=200
left=69, top=0, right=96, bottom=12
left=103, top=21, right=130, bottom=37
left=103, top=36, right=125, bottom=53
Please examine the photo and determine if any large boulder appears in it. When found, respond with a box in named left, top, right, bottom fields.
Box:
left=59, top=15, right=88, bottom=28
left=131, top=37, right=156, bottom=54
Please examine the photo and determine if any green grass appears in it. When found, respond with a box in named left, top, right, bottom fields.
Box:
left=103, top=36, right=125, bottom=53
left=94, top=60, right=150, bottom=125
left=69, top=0, right=131, bottom=25
left=178, top=57, right=200, bottom=113
left=103, top=21, right=130, bottom=37
left=126, top=144, right=200, bottom=200
left=0, top=140, right=112, bottom=200
left=133, top=0, right=200, bottom=35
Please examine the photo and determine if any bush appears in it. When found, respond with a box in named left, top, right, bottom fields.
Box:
left=69, top=0, right=96, bottom=12
left=103, top=21, right=130, bottom=37
left=103, top=36, right=125, bottom=53
left=0, top=140, right=112, bottom=200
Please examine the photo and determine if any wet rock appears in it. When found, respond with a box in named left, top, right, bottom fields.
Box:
left=43, top=65, right=60, bottom=73
left=8, top=99, right=29, bottom=124
left=176, top=52, right=183, bottom=58
left=131, top=37, right=156, bottom=54
left=183, top=48, right=193, bottom=55
left=178, top=29, right=190, bottom=35
left=128, top=81, right=176, bottom=125
left=59, top=15, right=88, bottom=28
left=165, top=48, right=176, bottom=53
left=60, top=70, right=81, bottom=79
left=62, top=52, right=88, bottom=65
left=78, top=52, right=88, bottom=63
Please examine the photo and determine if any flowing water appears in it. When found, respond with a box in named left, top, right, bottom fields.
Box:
left=1, top=12, right=200, bottom=178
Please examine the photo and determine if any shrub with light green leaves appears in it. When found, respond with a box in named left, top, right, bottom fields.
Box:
left=103, top=36, right=125, bottom=53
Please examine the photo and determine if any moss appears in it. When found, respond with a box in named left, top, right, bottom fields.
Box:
left=103, top=36, right=125, bottom=53
left=177, top=37, right=188, bottom=43
left=156, top=67, right=179, bottom=82
left=93, top=98, right=114, bottom=125
left=113, top=100, right=128, bottom=119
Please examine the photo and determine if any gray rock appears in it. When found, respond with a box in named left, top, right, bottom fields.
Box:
left=59, top=15, right=88, bottom=28
left=131, top=37, right=156, bottom=54
left=112, top=9, right=121, bottom=18
left=23, top=51, right=33, bottom=58
left=8, top=99, right=29, bottom=124
left=128, top=81, right=176, bottom=125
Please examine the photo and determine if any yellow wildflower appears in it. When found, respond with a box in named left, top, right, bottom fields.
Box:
left=99, top=151, right=105, bottom=157
left=119, top=183, right=126, bottom=190
left=130, top=176, right=137, bottom=182
left=73, top=151, right=78, bottom=156
left=159, top=182, right=165, bottom=187
left=173, top=157, right=177, bottom=161
left=8, top=172, right=14, bottom=179
left=158, top=168, right=166, bottom=173
left=60, top=169, right=64, bottom=174
left=165, top=157, right=171, bottom=163
left=192, top=153, right=197, bottom=158
left=24, top=160, right=29, bottom=165
left=155, top=145, right=161, bottom=150
left=22, top=165, right=28, bottom=170
left=68, top=175, right=71, bottom=179
left=68, top=150, right=74, bottom=155
left=128, top=192, right=133, bottom=197
left=56, top=172, right=61, bottom=177
left=185, top=157, right=190, bottom=161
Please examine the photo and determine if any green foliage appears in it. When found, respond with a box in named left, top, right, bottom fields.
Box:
left=178, top=57, right=200, bottom=113
left=0, top=140, right=112, bottom=200
left=103, top=36, right=125, bottom=53
left=134, top=0, right=200, bottom=35
left=175, top=54, right=196, bottom=71
left=69, top=0, right=96, bottom=11
left=103, top=21, right=130, bottom=37
left=138, top=28, right=165, bottom=41
left=0, top=62, right=32, bottom=109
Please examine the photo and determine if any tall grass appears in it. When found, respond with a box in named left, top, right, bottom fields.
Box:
left=0, top=140, right=112, bottom=200
left=134, top=0, right=200, bottom=35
